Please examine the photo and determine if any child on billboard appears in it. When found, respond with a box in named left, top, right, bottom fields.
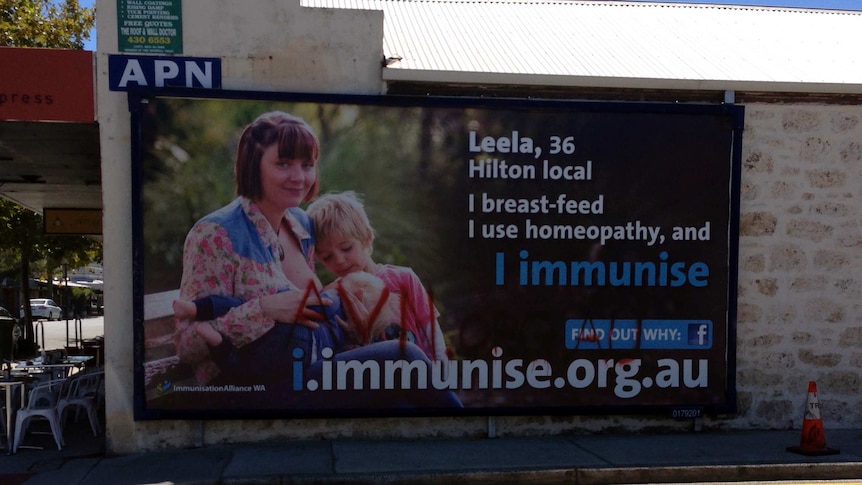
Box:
left=307, top=191, right=450, bottom=365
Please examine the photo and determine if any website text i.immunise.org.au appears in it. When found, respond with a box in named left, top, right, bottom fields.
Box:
left=169, top=319, right=714, bottom=399
left=172, top=352, right=707, bottom=400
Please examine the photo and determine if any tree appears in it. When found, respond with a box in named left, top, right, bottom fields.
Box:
left=0, top=200, right=45, bottom=353
left=0, top=0, right=97, bottom=355
left=0, top=0, right=94, bottom=49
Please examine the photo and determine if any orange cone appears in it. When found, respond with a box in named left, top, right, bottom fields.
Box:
left=787, top=381, right=839, bottom=456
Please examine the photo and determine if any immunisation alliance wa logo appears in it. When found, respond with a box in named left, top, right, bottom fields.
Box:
left=156, top=380, right=172, bottom=393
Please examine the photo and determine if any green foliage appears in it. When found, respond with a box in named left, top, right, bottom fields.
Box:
left=0, top=200, right=101, bottom=281
left=0, top=0, right=94, bottom=48
left=69, top=286, right=93, bottom=314
left=140, top=99, right=244, bottom=291
left=0, top=199, right=40, bottom=249
left=0, top=200, right=44, bottom=280
left=42, top=230, right=102, bottom=279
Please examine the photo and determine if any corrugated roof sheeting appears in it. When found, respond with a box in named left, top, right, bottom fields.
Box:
left=301, top=0, right=862, bottom=91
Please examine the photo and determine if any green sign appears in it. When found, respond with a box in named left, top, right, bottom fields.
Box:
left=117, top=0, right=183, bottom=54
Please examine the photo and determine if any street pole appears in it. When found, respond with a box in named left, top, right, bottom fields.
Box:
left=64, top=263, right=69, bottom=348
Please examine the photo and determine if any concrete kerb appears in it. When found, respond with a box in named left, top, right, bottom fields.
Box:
left=158, top=462, right=862, bottom=485
left=575, top=462, right=862, bottom=484
left=219, top=469, right=577, bottom=484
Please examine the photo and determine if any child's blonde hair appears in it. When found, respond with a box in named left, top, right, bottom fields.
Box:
left=307, top=191, right=375, bottom=247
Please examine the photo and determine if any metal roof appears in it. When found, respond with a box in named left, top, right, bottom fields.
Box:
left=302, top=0, right=862, bottom=93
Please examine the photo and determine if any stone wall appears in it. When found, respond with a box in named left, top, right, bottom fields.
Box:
left=735, top=104, right=862, bottom=429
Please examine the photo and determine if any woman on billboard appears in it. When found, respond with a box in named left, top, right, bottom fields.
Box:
left=172, top=111, right=460, bottom=411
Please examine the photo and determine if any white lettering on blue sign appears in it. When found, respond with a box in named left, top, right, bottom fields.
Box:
left=109, top=55, right=221, bottom=91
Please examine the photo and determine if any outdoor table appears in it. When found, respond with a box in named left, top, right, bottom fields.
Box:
left=16, top=355, right=93, bottom=368
left=12, top=355, right=94, bottom=382
left=15, top=362, right=78, bottom=377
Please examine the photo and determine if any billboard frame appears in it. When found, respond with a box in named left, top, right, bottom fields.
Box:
left=130, top=87, right=743, bottom=421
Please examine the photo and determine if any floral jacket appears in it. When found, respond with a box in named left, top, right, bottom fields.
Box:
left=173, top=196, right=315, bottom=384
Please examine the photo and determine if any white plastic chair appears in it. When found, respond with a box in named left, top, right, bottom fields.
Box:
left=58, top=369, right=103, bottom=436
left=13, top=381, right=65, bottom=452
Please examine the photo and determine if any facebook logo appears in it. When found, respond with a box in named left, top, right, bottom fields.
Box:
left=687, top=323, right=711, bottom=348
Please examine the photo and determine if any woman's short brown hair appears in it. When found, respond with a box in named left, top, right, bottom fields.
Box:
left=234, top=111, right=320, bottom=202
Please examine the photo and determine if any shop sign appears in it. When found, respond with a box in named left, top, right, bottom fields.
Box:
left=0, top=47, right=94, bottom=122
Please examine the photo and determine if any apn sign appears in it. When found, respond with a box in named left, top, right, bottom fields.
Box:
left=108, top=55, right=221, bottom=91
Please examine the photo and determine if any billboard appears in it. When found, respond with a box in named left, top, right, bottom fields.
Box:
left=133, top=89, right=742, bottom=419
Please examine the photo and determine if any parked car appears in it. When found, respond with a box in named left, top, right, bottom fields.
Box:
left=29, top=298, right=62, bottom=321
left=0, top=305, right=17, bottom=325
left=0, top=305, right=24, bottom=355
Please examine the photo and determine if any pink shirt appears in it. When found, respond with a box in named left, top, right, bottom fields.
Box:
left=374, top=265, right=448, bottom=363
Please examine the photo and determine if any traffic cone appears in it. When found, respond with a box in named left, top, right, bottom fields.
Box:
left=787, top=381, right=840, bottom=456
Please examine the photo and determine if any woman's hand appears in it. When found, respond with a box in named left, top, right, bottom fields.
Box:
left=260, top=291, right=332, bottom=328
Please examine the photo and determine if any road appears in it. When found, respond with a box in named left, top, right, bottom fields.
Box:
left=31, top=315, right=104, bottom=352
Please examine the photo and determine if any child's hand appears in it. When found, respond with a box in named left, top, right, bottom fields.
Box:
left=194, top=321, right=223, bottom=347
left=334, top=315, right=362, bottom=345
left=337, top=285, right=370, bottom=342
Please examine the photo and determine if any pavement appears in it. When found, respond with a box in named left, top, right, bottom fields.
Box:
left=1, top=419, right=861, bottom=485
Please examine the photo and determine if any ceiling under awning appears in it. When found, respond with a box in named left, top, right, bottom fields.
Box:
left=0, top=120, right=101, bottom=213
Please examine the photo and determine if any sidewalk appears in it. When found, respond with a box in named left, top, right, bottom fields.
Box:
left=1, top=424, right=860, bottom=484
